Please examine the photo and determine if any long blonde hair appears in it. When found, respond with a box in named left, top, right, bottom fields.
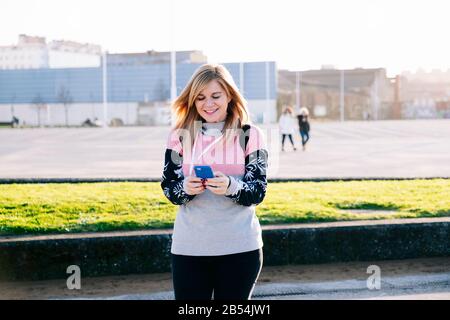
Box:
left=172, top=64, right=251, bottom=148
left=299, top=107, right=310, bottom=116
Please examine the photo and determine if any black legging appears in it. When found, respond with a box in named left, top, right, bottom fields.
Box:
left=171, top=248, right=263, bottom=300
left=282, top=134, right=295, bottom=148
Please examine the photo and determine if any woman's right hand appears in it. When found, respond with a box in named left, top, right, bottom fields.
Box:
left=183, top=176, right=206, bottom=195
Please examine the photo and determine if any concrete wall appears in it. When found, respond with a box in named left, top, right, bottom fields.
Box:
left=248, top=99, right=277, bottom=123
left=0, top=99, right=277, bottom=126
left=0, top=218, right=448, bottom=281
left=0, top=102, right=139, bottom=126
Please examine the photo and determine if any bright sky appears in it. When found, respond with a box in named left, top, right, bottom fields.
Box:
left=1, top=0, right=450, bottom=77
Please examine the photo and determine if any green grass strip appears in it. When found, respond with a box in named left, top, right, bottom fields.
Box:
left=0, top=179, right=448, bottom=236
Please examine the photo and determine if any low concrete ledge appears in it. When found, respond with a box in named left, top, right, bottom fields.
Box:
left=0, top=218, right=449, bottom=281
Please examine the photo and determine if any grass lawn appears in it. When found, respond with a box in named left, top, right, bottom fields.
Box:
left=0, top=179, right=449, bottom=236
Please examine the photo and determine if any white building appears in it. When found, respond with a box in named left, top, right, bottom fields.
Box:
left=0, top=34, right=101, bottom=70
left=0, top=35, right=48, bottom=69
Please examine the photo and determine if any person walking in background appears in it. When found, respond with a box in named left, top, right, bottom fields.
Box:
left=161, top=64, right=268, bottom=300
left=297, top=107, right=311, bottom=151
left=278, top=106, right=297, bottom=151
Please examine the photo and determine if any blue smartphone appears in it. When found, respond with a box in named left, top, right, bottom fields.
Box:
left=194, top=165, right=214, bottom=179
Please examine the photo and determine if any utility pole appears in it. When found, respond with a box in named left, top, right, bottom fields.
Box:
left=102, top=51, right=108, bottom=128
left=170, top=0, right=177, bottom=127
left=340, top=69, right=345, bottom=122
left=393, top=75, right=401, bottom=119
left=265, top=61, right=270, bottom=124
left=371, top=72, right=379, bottom=121
left=239, top=62, right=244, bottom=94
left=296, top=71, right=302, bottom=111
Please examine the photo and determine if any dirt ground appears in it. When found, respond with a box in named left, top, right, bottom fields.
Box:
left=1, top=257, right=449, bottom=300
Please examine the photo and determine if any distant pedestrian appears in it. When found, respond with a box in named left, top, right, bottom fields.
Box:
left=297, top=107, right=311, bottom=151
left=278, top=106, right=297, bottom=151
left=12, top=116, right=19, bottom=128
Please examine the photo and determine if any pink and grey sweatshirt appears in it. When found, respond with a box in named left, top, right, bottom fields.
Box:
left=161, top=121, right=268, bottom=256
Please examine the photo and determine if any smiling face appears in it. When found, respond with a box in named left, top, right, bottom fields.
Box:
left=195, top=79, right=231, bottom=123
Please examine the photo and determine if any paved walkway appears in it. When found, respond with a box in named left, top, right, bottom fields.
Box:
left=92, top=273, right=450, bottom=300
left=2, top=257, right=449, bottom=300
left=0, top=120, right=449, bottom=179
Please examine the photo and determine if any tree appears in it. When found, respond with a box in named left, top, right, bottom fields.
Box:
left=57, top=85, right=73, bottom=127
left=32, top=94, right=46, bottom=127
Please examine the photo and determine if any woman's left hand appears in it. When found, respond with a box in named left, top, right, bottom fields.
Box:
left=205, top=171, right=230, bottom=195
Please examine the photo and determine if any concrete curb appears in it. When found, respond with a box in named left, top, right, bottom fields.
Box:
left=0, top=218, right=449, bottom=281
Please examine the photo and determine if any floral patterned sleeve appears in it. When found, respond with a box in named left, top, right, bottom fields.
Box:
left=225, top=126, right=268, bottom=206
left=160, top=132, right=196, bottom=206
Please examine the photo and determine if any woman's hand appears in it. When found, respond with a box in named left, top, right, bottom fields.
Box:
left=205, top=171, right=230, bottom=195
left=183, top=176, right=206, bottom=195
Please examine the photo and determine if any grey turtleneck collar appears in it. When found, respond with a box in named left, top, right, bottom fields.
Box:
left=202, top=121, right=225, bottom=136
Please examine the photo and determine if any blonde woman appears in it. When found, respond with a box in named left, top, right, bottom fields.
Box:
left=278, top=106, right=297, bottom=151
left=161, top=64, right=268, bottom=300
